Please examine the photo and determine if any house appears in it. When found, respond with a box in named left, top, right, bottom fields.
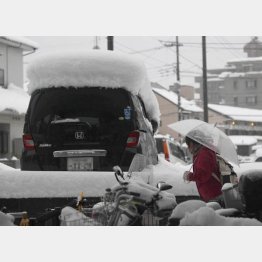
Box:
left=229, top=135, right=257, bottom=157
left=195, top=37, right=262, bottom=110
left=0, top=37, right=38, bottom=167
left=152, top=83, right=203, bottom=138
left=208, top=103, right=262, bottom=136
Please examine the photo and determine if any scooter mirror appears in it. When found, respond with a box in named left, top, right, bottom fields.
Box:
left=156, top=181, right=173, bottom=191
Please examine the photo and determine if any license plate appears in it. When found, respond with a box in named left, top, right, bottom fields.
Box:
left=67, top=157, right=93, bottom=171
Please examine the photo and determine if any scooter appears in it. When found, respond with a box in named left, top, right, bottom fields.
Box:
left=60, top=153, right=177, bottom=226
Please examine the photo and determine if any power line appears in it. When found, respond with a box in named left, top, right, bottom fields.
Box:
left=215, top=36, right=242, bottom=59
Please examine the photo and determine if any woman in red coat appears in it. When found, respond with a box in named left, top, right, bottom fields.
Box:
left=183, top=136, right=222, bottom=202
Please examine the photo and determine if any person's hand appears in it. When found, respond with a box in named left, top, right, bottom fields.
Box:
left=183, top=171, right=191, bottom=183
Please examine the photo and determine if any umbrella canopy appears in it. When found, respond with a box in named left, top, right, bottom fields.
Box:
left=168, top=119, right=239, bottom=166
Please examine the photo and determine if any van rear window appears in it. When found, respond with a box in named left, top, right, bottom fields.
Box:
left=29, top=87, right=134, bottom=134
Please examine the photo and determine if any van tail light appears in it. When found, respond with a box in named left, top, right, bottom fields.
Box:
left=163, top=140, right=170, bottom=162
left=126, top=131, right=140, bottom=148
left=23, top=134, right=35, bottom=151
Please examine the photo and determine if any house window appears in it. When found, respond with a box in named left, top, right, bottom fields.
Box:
left=0, top=69, right=4, bottom=87
left=243, top=64, right=253, bottom=72
left=0, top=131, right=8, bottom=154
left=246, top=79, right=257, bottom=89
left=246, top=96, right=257, bottom=105
left=233, top=96, right=238, bottom=106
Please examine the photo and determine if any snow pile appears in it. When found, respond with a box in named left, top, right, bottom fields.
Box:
left=152, top=157, right=199, bottom=196
left=60, top=206, right=95, bottom=226
left=0, top=83, right=30, bottom=114
left=0, top=171, right=117, bottom=198
left=170, top=200, right=206, bottom=219
left=27, top=50, right=160, bottom=123
left=255, top=148, right=262, bottom=158
left=180, top=206, right=262, bottom=226
left=0, top=162, right=16, bottom=171
left=0, top=157, right=199, bottom=199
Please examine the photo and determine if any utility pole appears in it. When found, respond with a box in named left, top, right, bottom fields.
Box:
left=175, top=36, right=181, bottom=121
left=107, top=36, right=114, bottom=50
left=93, top=36, right=100, bottom=50
left=161, top=37, right=183, bottom=120
left=202, top=36, right=209, bottom=123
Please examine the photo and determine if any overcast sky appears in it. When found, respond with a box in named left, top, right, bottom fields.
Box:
left=25, top=36, right=254, bottom=87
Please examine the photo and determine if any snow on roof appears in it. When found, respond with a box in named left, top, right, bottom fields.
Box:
left=229, top=135, right=257, bottom=146
left=153, top=87, right=203, bottom=113
left=0, top=36, right=38, bottom=50
left=209, top=103, right=262, bottom=122
left=27, top=50, right=160, bottom=123
left=194, top=93, right=200, bottom=100
left=0, top=83, right=30, bottom=115
left=208, top=77, right=223, bottom=82
left=228, top=56, right=262, bottom=63
left=218, top=72, right=246, bottom=78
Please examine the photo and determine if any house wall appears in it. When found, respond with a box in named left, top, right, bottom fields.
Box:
left=154, top=92, right=203, bottom=139
left=0, top=43, right=7, bottom=86
left=0, top=43, right=23, bottom=88
left=208, top=109, right=228, bottom=125
left=223, top=75, right=262, bottom=109
left=155, top=93, right=179, bottom=138
left=0, top=113, right=25, bottom=158
left=196, top=60, right=262, bottom=110
left=7, top=47, right=23, bottom=87
left=180, top=85, right=194, bottom=100
left=0, top=40, right=28, bottom=161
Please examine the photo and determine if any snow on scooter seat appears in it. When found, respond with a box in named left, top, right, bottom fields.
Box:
left=26, top=50, right=160, bottom=124
left=60, top=206, right=101, bottom=226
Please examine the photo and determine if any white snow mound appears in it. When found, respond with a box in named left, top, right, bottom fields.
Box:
left=27, top=50, right=160, bottom=123
left=180, top=206, right=262, bottom=226
left=170, top=200, right=206, bottom=219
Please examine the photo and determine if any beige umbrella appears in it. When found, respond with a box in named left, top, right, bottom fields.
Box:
left=168, top=119, right=239, bottom=165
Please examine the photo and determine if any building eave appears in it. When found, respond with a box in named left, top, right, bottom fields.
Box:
left=0, top=36, right=38, bottom=51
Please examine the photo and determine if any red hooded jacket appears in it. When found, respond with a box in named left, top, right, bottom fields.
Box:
left=188, top=146, right=222, bottom=202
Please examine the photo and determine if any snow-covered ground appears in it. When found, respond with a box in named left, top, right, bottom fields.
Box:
left=0, top=156, right=197, bottom=199
left=1, top=155, right=262, bottom=226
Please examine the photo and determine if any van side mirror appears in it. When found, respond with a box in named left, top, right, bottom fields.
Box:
left=151, top=120, right=158, bottom=134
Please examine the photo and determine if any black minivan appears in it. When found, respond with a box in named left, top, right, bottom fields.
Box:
left=21, top=86, right=158, bottom=171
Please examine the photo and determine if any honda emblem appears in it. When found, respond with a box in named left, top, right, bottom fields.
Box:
left=75, top=131, right=85, bottom=140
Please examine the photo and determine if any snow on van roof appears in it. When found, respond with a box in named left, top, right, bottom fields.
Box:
left=27, top=50, right=160, bottom=123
